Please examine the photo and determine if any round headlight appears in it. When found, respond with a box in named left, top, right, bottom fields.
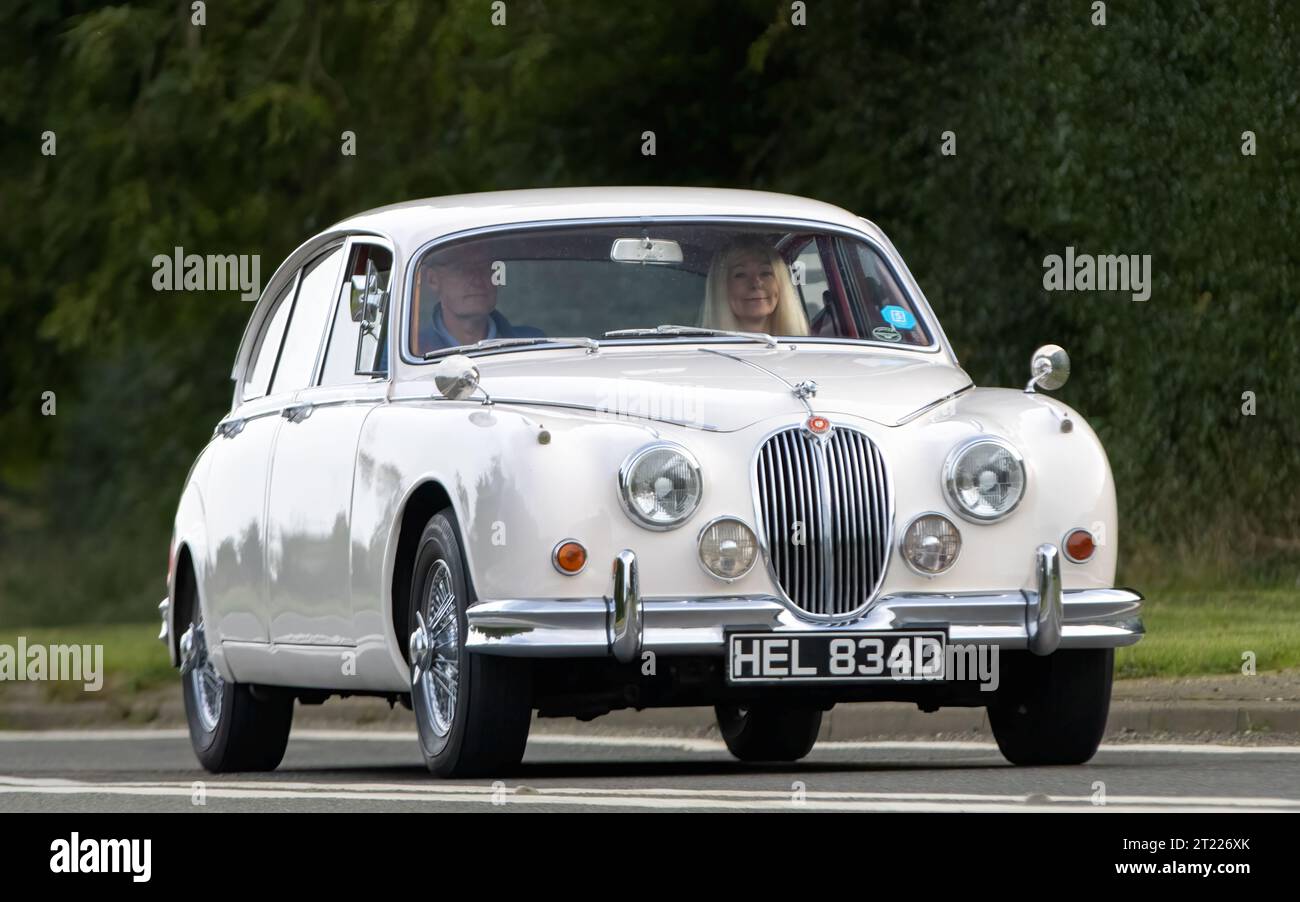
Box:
left=619, top=443, right=702, bottom=529
left=943, top=438, right=1026, bottom=522
left=698, top=517, right=758, bottom=580
left=900, top=513, right=962, bottom=575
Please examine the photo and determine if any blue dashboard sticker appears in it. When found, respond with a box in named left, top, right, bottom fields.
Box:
left=880, top=305, right=916, bottom=330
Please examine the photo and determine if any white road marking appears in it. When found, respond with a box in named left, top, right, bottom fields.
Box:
left=819, top=739, right=1300, bottom=756
left=0, top=775, right=1295, bottom=812
left=529, top=733, right=725, bottom=752
left=0, top=728, right=191, bottom=742
left=2, top=731, right=1297, bottom=811
left=6, top=775, right=1296, bottom=808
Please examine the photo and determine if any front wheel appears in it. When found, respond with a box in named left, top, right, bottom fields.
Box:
left=715, top=703, right=823, bottom=762
left=408, top=509, right=533, bottom=778
left=181, top=606, right=293, bottom=773
left=988, top=648, right=1114, bottom=766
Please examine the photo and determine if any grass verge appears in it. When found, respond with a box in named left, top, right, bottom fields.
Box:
left=1114, top=589, right=1300, bottom=679
left=0, top=623, right=173, bottom=703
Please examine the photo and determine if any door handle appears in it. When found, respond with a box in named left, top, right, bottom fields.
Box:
left=280, top=402, right=314, bottom=423
left=215, top=418, right=245, bottom=438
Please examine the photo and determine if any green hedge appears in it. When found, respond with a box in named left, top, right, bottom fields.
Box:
left=1, top=1, right=1296, bottom=625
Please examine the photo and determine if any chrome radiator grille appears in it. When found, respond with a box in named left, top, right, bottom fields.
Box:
left=754, top=425, right=892, bottom=618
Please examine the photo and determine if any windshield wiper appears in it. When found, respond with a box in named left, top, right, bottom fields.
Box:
left=603, top=324, right=780, bottom=349
left=423, top=336, right=599, bottom=360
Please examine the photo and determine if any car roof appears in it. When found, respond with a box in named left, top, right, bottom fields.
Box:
left=328, top=186, right=882, bottom=249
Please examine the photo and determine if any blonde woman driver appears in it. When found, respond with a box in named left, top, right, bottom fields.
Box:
left=700, top=236, right=810, bottom=336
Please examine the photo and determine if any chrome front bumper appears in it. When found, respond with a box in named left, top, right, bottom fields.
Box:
left=465, top=544, right=1144, bottom=659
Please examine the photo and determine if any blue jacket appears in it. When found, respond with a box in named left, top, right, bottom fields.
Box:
left=418, top=304, right=545, bottom=353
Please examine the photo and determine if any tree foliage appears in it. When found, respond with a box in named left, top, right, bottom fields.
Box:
left=1, top=0, right=1296, bottom=624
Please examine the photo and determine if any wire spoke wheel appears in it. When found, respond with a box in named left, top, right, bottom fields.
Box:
left=411, top=559, right=460, bottom=740
left=184, top=613, right=225, bottom=734
left=408, top=510, right=531, bottom=777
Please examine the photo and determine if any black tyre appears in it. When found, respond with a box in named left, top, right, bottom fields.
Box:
left=715, top=703, right=823, bottom=762
left=181, top=595, right=293, bottom=773
left=407, top=508, right=533, bottom=778
left=988, top=648, right=1114, bottom=766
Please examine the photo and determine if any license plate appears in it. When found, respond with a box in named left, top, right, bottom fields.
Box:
left=726, top=631, right=947, bottom=683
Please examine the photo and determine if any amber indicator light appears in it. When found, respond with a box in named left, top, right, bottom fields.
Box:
left=554, top=541, right=588, bottom=574
left=1063, top=529, right=1096, bottom=562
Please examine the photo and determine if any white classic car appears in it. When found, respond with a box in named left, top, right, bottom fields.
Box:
left=161, top=187, right=1143, bottom=776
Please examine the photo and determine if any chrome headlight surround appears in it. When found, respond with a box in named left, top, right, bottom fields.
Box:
left=618, top=442, right=703, bottom=530
left=696, top=516, right=758, bottom=581
left=943, top=436, right=1026, bottom=523
left=898, top=511, right=962, bottom=576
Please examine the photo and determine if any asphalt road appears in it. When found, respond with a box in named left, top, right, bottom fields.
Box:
left=1, top=729, right=1298, bottom=812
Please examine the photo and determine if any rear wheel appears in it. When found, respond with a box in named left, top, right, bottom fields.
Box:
left=181, top=600, right=293, bottom=773
left=988, top=648, right=1113, bottom=765
left=408, top=509, right=533, bottom=778
left=715, top=703, right=823, bottom=762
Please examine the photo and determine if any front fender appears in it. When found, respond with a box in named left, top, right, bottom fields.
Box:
left=879, top=387, right=1118, bottom=593
left=168, top=466, right=221, bottom=673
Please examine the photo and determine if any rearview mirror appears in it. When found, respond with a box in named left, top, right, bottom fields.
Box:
left=610, top=237, right=683, bottom=265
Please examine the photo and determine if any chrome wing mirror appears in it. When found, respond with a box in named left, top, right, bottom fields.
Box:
left=350, top=259, right=387, bottom=333
left=433, top=354, right=491, bottom=404
left=1025, top=344, right=1070, bottom=393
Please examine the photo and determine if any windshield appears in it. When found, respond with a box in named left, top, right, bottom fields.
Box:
left=405, top=222, right=934, bottom=360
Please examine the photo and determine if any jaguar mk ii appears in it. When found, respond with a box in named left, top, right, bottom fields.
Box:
left=160, top=187, right=1143, bottom=776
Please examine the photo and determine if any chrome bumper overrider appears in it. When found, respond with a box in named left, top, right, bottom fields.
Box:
left=465, top=546, right=1144, bottom=659
left=158, top=597, right=171, bottom=646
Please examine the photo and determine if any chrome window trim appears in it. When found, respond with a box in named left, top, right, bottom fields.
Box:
left=1061, top=527, right=1097, bottom=564
left=266, top=242, right=348, bottom=398
left=298, top=243, right=349, bottom=394
left=231, top=229, right=397, bottom=409
left=897, top=511, right=963, bottom=577
left=314, top=235, right=397, bottom=389
left=749, top=420, right=896, bottom=624
left=239, top=267, right=302, bottom=404
left=617, top=441, right=704, bottom=531
left=695, top=515, right=759, bottom=582
left=397, top=215, right=950, bottom=367
left=550, top=538, right=589, bottom=576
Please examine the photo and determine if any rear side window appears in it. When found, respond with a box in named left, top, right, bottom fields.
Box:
left=242, top=277, right=297, bottom=401
left=270, top=247, right=344, bottom=395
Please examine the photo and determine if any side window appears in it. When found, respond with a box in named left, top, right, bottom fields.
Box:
left=319, top=244, right=392, bottom=386
left=242, top=276, right=297, bottom=402
left=845, top=240, right=932, bottom=346
left=270, top=246, right=344, bottom=395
